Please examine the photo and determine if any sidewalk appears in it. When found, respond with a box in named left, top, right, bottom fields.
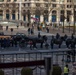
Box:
left=49, top=27, right=73, bottom=36
left=0, top=25, right=74, bottom=36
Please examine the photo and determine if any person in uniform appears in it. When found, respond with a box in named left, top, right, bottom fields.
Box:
left=63, top=64, right=69, bottom=75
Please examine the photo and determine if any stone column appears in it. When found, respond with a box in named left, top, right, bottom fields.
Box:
left=71, top=10, right=74, bottom=23
left=57, top=9, right=60, bottom=26
left=16, top=11, right=18, bottom=20
left=9, top=10, right=12, bottom=20
left=64, top=10, right=67, bottom=25
left=40, top=15, right=44, bottom=23
left=19, top=0, right=22, bottom=20
left=3, top=10, right=6, bottom=20
left=48, top=11, right=52, bottom=23
left=26, top=14, right=28, bottom=22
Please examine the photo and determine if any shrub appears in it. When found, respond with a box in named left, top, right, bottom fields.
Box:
left=52, top=64, right=62, bottom=75
left=21, top=67, right=33, bottom=75
left=0, top=69, right=4, bottom=75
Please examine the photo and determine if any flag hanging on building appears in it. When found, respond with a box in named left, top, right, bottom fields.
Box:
left=31, top=17, right=39, bottom=22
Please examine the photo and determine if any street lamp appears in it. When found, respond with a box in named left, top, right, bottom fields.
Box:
left=69, top=22, right=70, bottom=33
left=19, top=0, right=22, bottom=21
left=59, top=0, right=65, bottom=33
left=72, top=0, right=76, bottom=35
left=62, top=11, right=65, bottom=33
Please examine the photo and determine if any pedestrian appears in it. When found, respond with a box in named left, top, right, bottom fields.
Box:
left=38, top=32, right=41, bottom=38
left=46, top=27, right=49, bottom=33
left=45, top=41, right=49, bottom=49
left=29, top=41, right=33, bottom=50
left=50, top=36, right=54, bottom=49
left=27, top=22, right=29, bottom=27
left=6, top=26, right=8, bottom=30
left=33, top=41, right=37, bottom=49
left=28, top=28, right=30, bottom=35
left=70, top=42, right=75, bottom=62
left=71, top=33, right=74, bottom=39
left=31, top=29, right=34, bottom=35
left=50, top=40, right=54, bottom=49
left=11, top=28, right=13, bottom=32
left=63, top=64, right=69, bottom=75
left=56, top=33, right=60, bottom=39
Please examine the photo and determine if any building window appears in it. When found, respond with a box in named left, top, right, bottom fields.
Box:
left=28, top=3, right=30, bottom=7
left=0, top=0, right=4, bottom=2
left=67, top=11, right=71, bottom=22
left=6, top=14, right=9, bottom=20
left=51, top=0, right=56, bottom=2
left=12, top=14, right=15, bottom=20
left=7, top=0, right=10, bottom=2
left=67, top=0, right=71, bottom=2
left=36, top=3, right=40, bottom=7
left=52, top=15, right=56, bottom=22
left=14, top=0, right=17, bottom=2
left=67, top=5, right=72, bottom=8
left=52, top=4, right=56, bottom=7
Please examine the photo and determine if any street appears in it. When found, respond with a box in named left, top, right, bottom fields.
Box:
left=0, top=25, right=75, bottom=75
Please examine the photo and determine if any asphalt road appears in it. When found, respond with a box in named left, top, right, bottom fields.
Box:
left=0, top=25, right=75, bottom=75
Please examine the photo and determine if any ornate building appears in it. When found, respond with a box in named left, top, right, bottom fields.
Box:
left=0, top=0, right=76, bottom=25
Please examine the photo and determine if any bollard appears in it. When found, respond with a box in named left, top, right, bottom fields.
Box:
left=44, top=56, right=52, bottom=75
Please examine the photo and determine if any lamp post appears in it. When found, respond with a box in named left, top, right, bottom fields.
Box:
left=62, top=12, right=65, bottom=33
left=69, top=22, right=70, bottom=33
left=73, top=6, right=75, bottom=34
left=19, top=0, right=21, bottom=21
left=59, top=0, right=65, bottom=33
left=72, top=0, right=76, bottom=35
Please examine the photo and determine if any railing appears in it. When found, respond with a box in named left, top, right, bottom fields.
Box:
left=0, top=49, right=73, bottom=75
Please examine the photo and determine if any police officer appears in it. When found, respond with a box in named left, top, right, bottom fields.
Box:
left=64, top=64, right=69, bottom=75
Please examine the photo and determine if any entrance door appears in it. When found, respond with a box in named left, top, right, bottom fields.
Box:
left=6, top=14, right=9, bottom=20
left=12, top=14, right=15, bottom=20
left=52, top=15, right=56, bottom=22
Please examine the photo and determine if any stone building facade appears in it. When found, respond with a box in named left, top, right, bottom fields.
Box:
left=0, top=0, right=76, bottom=25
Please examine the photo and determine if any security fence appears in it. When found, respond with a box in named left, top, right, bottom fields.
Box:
left=0, top=49, right=74, bottom=75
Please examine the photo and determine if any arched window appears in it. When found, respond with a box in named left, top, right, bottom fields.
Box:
left=52, top=10, right=57, bottom=22
left=6, top=10, right=9, bottom=20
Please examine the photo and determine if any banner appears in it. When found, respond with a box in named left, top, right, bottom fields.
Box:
left=31, top=17, right=39, bottom=22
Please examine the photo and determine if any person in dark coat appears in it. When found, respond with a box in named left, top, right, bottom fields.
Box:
left=38, top=32, right=41, bottom=38
left=71, top=33, right=74, bottom=39
left=33, top=41, right=37, bottom=49
left=56, top=33, right=60, bottom=39
left=70, top=42, right=75, bottom=62
left=50, top=36, right=54, bottom=49
left=28, top=28, right=31, bottom=35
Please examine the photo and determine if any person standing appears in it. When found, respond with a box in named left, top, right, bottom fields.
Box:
left=38, top=32, right=41, bottom=38
left=63, top=64, right=69, bottom=75
left=29, top=41, right=33, bottom=50
left=70, top=42, right=75, bottom=62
